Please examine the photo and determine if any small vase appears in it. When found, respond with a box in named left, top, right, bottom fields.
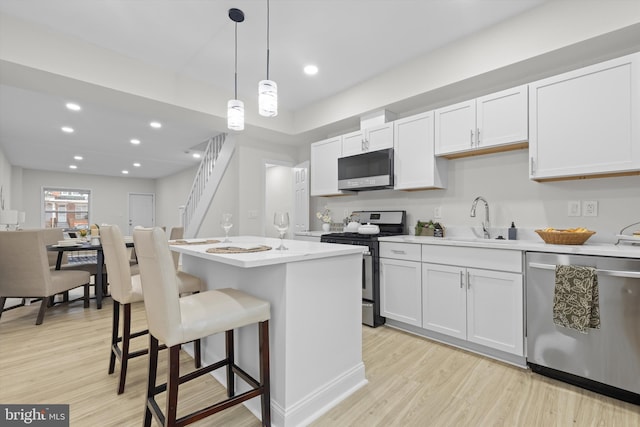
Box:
left=322, top=223, right=331, bottom=232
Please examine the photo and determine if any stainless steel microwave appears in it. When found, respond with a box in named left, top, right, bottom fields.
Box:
left=338, top=148, right=394, bottom=191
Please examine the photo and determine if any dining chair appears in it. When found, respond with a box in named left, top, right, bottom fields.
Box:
left=42, top=227, right=107, bottom=298
left=0, top=230, right=91, bottom=325
left=101, top=224, right=203, bottom=395
left=133, top=227, right=271, bottom=427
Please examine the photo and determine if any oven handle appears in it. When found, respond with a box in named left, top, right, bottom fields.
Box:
left=528, top=262, right=640, bottom=279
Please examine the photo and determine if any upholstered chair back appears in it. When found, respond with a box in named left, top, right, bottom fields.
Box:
left=100, top=225, right=139, bottom=304
left=133, top=227, right=183, bottom=346
left=0, top=230, right=55, bottom=296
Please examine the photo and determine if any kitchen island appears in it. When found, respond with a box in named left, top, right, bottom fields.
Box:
left=170, top=236, right=367, bottom=427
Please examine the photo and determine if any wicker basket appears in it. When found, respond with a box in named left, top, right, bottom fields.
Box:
left=535, top=229, right=595, bottom=245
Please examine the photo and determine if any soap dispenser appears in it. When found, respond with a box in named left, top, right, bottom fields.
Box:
left=508, top=222, right=517, bottom=240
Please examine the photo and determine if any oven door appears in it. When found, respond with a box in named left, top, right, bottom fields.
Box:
left=362, top=249, right=373, bottom=300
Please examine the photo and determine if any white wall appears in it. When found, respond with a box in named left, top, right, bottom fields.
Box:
left=19, top=168, right=155, bottom=231
left=0, top=145, right=11, bottom=210
left=265, top=165, right=294, bottom=238
left=311, top=149, right=640, bottom=240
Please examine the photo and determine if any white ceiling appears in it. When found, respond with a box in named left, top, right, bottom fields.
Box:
left=0, top=0, right=547, bottom=178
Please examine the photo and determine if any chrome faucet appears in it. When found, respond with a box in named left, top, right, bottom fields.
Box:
left=470, top=196, right=490, bottom=239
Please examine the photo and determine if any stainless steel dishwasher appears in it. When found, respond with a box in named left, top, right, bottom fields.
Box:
left=526, top=252, right=640, bottom=404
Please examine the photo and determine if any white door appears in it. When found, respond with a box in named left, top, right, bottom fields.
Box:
left=434, top=99, right=476, bottom=156
left=128, top=193, right=155, bottom=235
left=293, top=161, right=309, bottom=233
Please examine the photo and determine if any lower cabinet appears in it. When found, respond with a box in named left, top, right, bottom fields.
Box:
left=379, top=242, right=422, bottom=326
left=380, top=242, right=525, bottom=358
left=380, top=257, right=422, bottom=326
left=422, top=263, right=523, bottom=355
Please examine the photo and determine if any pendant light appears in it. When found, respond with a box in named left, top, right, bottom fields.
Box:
left=227, top=8, right=245, bottom=131
left=258, top=0, right=277, bottom=117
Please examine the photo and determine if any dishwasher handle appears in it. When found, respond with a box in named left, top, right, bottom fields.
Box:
left=528, top=262, right=640, bottom=279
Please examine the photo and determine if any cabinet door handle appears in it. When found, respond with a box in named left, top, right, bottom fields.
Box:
left=466, top=271, right=471, bottom=289
left=530, top=157, right=535, bottom=174
left=391, top=249, right=406, bottom=255
left=470, top=129, right=474, bottom=147
left=476, top=128, right=480, bottom=146
left=459, top=271, right=464, bottom=288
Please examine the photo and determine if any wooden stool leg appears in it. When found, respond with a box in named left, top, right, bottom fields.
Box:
left=225, top=330, right=235, bottom=397
left=108, top=301, right=120, bottom=375
left=144, top=336, right=159, bottom=427
left=194, top=339, right=202, bottom=369
left=83, top=284, right=90, bottom=308
left=260, top=320, right=271, bottom=427
left=166, top=346, right=181, bottom=425
left=117, top=303, right=132, bottom=394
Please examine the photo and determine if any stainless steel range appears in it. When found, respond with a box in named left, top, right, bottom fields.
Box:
left=320, top=210, right=406, bottom=327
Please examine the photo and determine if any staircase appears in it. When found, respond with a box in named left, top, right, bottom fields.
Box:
left=183, top=133, right=236, bottom=238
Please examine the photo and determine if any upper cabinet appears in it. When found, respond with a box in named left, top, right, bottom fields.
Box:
left=310, top=136, right=344, bottom=197
left=529, top=52, right=640, bottom=181
left=393, top=111, right=447, bottom=190
left=435, top=85, right=528, bottom=158
left=341, top=122, right=394, bottom=157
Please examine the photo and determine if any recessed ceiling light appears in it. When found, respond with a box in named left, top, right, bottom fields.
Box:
left=61, top=126, right=74, bottom=133
left=122, top=170, right=129, bottom=174
left=74, top=155, right=83, bottom=160
left=192, top=153, right=201, bottom=159
left=130, top=139, right=141, bottom=145
left=69, top=165, right=78, bottom=169
left=149, top=121, right=162, bottom=129
left=66, top=102, right=81, bottom=111
left=133, top=162, right=141, bottom=167
left=304, top=65, right=319, bottom=75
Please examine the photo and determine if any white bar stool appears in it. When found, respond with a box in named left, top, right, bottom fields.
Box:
left=133, top=227, right=271, bottom=426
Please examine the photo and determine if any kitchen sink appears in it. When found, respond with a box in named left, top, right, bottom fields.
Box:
left=443, top=236, right=511, bottom=243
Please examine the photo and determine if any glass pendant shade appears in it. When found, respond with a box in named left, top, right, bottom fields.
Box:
left=259, top=79, right=278, bottom=117
left=227, top=99, right=245, bottom=131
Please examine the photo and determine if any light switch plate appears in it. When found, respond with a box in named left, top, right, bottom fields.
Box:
left=434, top=206, right=442, bottom=219
left=583, top=201, right=598, bottom=217
left=567, top=200, right=581, bottom=217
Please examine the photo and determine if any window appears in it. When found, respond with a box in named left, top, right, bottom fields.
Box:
left=43, top=188, right=91, bottom=230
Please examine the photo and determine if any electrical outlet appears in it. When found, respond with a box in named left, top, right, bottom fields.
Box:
left=583, top=200, right=598, bottom=217
left=433, top=206, right=442, bottom=219
left=247, top=210, right=258, bottom=219
left=567, top=200, right=581, bottom=217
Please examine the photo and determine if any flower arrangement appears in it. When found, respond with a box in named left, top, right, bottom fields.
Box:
left=316, top=208, right=332, bottom=224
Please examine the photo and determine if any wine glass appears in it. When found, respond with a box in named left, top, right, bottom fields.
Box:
left=273, top=211, right=290, bottom=250
left=220, top=213, right=233, bottom=243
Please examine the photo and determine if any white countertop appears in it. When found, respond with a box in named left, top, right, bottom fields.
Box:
left=294, top=230, right=331, bottom=237
left=379, top=235, right=640, bottom=259
left=170, top=235, right=365, bottom=268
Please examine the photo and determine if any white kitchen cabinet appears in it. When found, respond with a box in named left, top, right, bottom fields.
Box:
left=435, top=85, right=528, bottom=158
left=379, top=242, right=422, bottom=327
left=341, top=122, right=394, bottom=157
left=421, top=246, right=524, bottom=356
left=421, top=263, right=466, bottom=339
left=310, top=136, right=343, bottom=196
left=466, top=268, right=523, bottom=355
left=529, top=52, right=640, bottom=181
left=393, top=111, right=448, bottom=190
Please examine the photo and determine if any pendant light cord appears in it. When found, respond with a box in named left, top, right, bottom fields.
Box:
left=266, top=0, right=270, bottom=80
left=234, top=22, right=238, bottom=100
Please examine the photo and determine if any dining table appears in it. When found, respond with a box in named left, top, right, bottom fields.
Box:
left=47, top=240, right=134, bottom=309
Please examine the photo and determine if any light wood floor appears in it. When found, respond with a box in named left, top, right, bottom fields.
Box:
left=1, top=296, right=638, bottom=427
